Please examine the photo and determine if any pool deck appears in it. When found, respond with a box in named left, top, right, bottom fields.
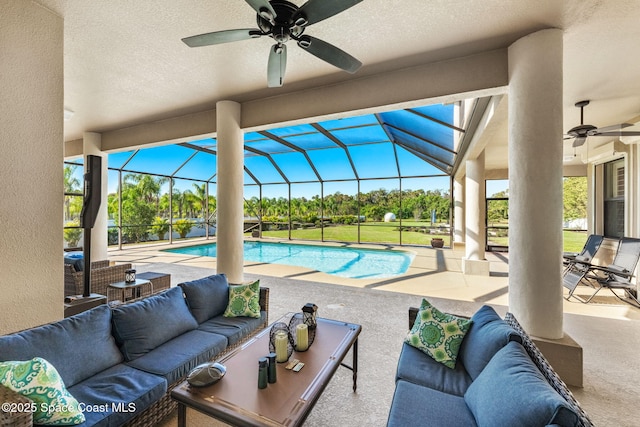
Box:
left=108, top=236, right=639, bottom=322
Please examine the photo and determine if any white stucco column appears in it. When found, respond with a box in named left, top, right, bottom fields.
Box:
left=0, top=0, right=63, bottom=333
left=453, top=178, right=465, bottom=248
left=508, top=29, right=563, bottom=339
left=83, top=132, right=108, bottom=261
left=462, top=151, right=489, bottom=275
left=216, top=101, right=244, bottom=284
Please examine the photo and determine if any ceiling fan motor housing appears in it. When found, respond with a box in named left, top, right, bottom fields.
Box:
left=257, top=0, right=306, bottom=41
left=567, top=124, right=597, bottom=138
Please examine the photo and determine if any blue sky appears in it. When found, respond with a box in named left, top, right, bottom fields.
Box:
left=66, top=104, right=510, bottom=199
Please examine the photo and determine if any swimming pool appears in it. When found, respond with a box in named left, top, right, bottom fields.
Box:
left=165, top=241, right=414, bottom=279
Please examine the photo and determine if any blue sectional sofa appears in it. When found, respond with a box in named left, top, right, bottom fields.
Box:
left=387, top=305, right=593, bottom=427
left=0, top=274, right=268, bottom=427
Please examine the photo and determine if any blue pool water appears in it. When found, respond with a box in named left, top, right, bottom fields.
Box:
left=165, top=241, right=414, bottom=279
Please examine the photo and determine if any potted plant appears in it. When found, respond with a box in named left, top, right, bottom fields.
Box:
left=174, top=219, right=194, bottom=239
left=431, top=238, right=444, bottom=248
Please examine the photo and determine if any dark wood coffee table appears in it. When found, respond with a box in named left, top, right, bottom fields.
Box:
left=171, top=315, right=361, bottom=427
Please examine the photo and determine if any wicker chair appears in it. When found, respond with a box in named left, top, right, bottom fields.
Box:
left=64, top=261, right=132, bottom=297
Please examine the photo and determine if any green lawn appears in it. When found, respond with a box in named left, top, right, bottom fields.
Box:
left=563, top=230, right=588, bottom=253
left=249, top=223, right=588, bottom=252
left=253, top=222, right=450, bottom=246
left=486, top=230, right=587, bottom=253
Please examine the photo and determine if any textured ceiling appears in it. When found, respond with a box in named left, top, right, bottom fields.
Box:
left=40, top=0, right=640, bottom=169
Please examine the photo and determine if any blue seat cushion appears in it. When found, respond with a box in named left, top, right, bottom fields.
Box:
left=111, top=287, right=198, bottom=361
left=387, top=379, right=477, bottom=427
left=458, top=305, right=521, bottom=380
left=395, top=342, right=472, bottom=396
left=178, top=274, right=229, bottom=323
left=68, top=363, right=166, bottom=427
left=464, top=341, right=579, bottom=427
left=197, top=311, right=267, bottom=346
left=0, top=305, right=123, bottom=387
left=126, top=330, right=228, bottom=385
left=64, top=252, right=84, bottom=271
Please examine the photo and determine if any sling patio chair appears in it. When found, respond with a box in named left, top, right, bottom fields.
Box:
left=586, top=237, right=640, bottom=308
left=562, top=234, right=603, bottom=273
left=563, top=237, right=618, bottom=303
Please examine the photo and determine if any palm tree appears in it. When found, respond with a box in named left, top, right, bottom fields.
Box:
left=124, top=174, right=167, bottom=214
left=64, top=165, right=81, bottom=220
left=191, top=183, right=207, bottom=219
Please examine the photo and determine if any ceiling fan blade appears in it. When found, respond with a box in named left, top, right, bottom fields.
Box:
left=593, top=123, right=633, bottom=133
left=182, top=29, right=261, bottom=47
left=296, top=0, right=363, bottom=26
left=572, top=136, right=587, bottom=148
left=244, top=0, right=277, bottom=22
left=593, top=131, right=640, bottom=137
left=268, top=44, right=287, bottom=88
left=297, top=35, right=361, bottom=73
left=588, top=123, right=640, bottom=137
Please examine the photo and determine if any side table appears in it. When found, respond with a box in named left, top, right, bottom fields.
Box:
left=107, top=279, right=152, bottom=305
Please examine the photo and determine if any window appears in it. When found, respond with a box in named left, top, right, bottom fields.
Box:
left=603, top=158, right=625, bottom=238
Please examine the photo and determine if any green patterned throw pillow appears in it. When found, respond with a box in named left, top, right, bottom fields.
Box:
left=405, top=299, right=472, bottom=369
left=0, top=357, right=85, bottom=425
left=223, top=280, right=261, bottom=318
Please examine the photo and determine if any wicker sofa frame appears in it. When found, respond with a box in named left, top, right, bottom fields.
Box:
left=0, top=386, right=33, bottom=427
left=1, top=287, right=269, bottom=427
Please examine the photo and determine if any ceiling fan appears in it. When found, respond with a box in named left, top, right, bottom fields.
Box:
left=182, top=0, right=363, bottom=88
left=565, top=100, right=640, bottom=147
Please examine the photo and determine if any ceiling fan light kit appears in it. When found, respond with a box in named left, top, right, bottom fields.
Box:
left=182, top=0, right=363, bottom=87
left=565, top=100, right=640, bottom=147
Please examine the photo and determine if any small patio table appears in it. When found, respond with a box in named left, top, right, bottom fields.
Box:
left=107, top=278, right=152, bottom=305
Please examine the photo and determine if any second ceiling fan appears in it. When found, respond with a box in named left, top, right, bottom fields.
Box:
left=565, top=100, right=640, bottom=147
left=182, top=0, right=363, bottom=87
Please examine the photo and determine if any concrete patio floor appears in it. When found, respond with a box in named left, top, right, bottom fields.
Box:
left=109, top=237, right=640, bottom=322
left=108, top=238, right=640, bottom=426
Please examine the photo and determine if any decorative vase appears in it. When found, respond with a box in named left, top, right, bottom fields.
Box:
left=431, top=238, right=444, bottom=248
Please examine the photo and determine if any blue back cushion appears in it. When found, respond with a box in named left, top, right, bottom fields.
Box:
left=464, top=341, right=578, bottom=427
left=178, top=274, right=229, bottom=323
left=111, top=287, right=198, bottom=361
left=458, top=305, right=521, bottom=379
left=0, top=305, right=123, bottom=387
